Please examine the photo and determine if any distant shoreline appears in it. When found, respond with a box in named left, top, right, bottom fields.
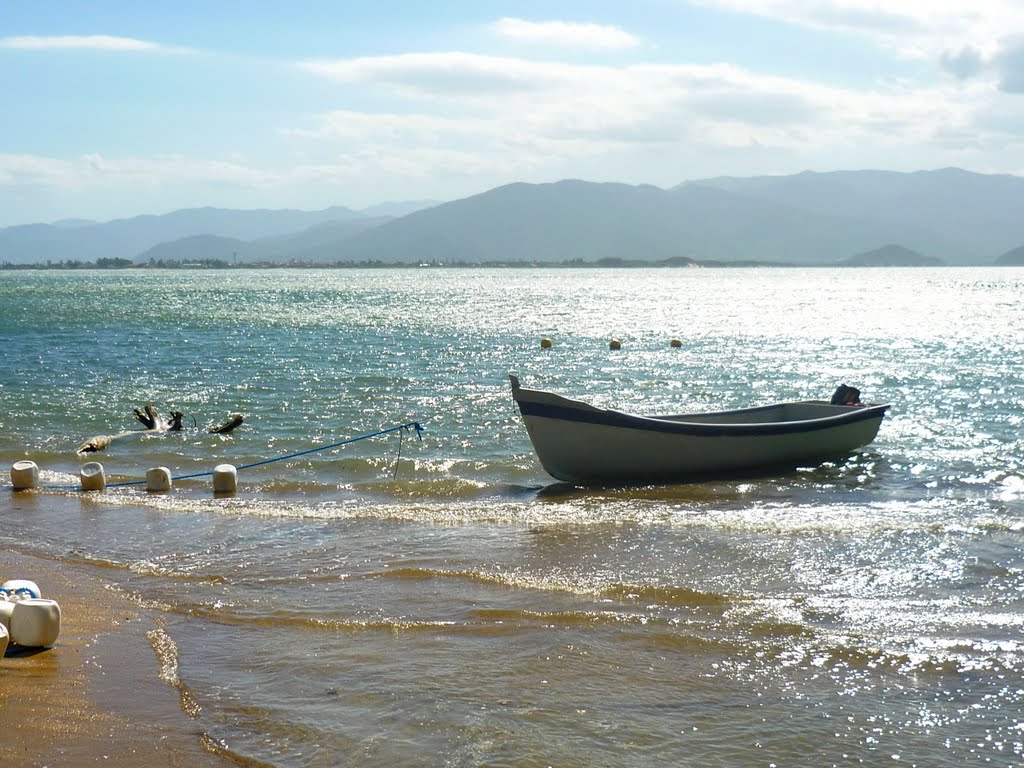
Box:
left=2, top=258, right=1017, bottom=271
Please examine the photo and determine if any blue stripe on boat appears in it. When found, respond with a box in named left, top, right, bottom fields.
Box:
left=516, top=400, right=889, bottom=438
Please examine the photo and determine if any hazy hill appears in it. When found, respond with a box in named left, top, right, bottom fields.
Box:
left=325, top=181, right=693, bottom=263
left=267, top=170, right=1024, bottom=265
left=5, top=169, right=1024, bottom=266
left=995, top=245, right=1024, bottom=265
left=838, top=244, right=943, bottom=267
left=315, top=179, right=930, bottom=264
left=245, top=217, right=393, bottom=263
left=135, top=216, right=393, bottom=264
left=357, top=200, right=440, bottom=218
left=52, top=218, right=98, bottom=229
left=138, top=235, right=249, bottom=264
left=0, top=205, right=365, bottom=264
left=685, top=168, right=1024, bottom=263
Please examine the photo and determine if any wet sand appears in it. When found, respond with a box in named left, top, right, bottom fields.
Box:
left=0, top=549, right=231, bottom=767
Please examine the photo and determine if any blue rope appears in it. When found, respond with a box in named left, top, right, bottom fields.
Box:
left=42, top=421, right=424, bottom=490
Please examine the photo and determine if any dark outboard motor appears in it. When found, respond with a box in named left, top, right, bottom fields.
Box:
left=830, top=384, right=862, bottom=405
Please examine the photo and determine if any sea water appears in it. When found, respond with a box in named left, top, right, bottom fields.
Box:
left=1, top=267, right=1022, bottom=766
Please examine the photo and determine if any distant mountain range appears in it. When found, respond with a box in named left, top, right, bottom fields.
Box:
left=0, top=205, right=372, bottom=265
left=4, top=168, right=1024, bottom=266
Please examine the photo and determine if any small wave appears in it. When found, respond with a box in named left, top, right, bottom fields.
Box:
left=642, top=631, right=740, bottom=654
left=469, top=607, right=678, bottom=629
left=140, top=603, right=492, bottom=635
left=369, top=566, right=733, bottom=609
left=370, top=566, right=443, bottom=582
left=198, top=734, right=277, bottom=768
left=727, top=628, right=1023, bottom=685
left=745, top=619, right=816, bottom=639
left=128, top=559, right=228, bottom=583
left=348, top=476, right=501, bottom=501
left=147, top=624, right=202, bottom=718
left=599, top=583, right=730, bottom=607
left=45, top=551, right=142, bottom=573
left=139, top=598, right=686, bottom=637
left=21, top=549, right=230, bottom=585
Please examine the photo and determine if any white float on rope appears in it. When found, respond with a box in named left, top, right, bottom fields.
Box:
left=1, top=579, right=41, bottom=599
left=10, top=460, right=40, bottom=490
left=10, top=598, right=61, bottom=647
left=80, top=461, right=106, bottom=492
left=146, top=466, right=173, bottom=493
left=0, top=622, right=8, bottom=658
left=1, top=579, right=42, bottom=635
left=212, top=463, right=237, bottom=494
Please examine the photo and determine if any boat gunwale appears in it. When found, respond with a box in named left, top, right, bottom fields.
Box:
left=510, top=379, right=890, bottom=439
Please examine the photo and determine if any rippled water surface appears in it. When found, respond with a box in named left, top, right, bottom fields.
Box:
left=2, top=267, right=1023, bottom=766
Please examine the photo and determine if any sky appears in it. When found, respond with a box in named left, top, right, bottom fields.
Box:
left=4, top=1, right=1024, bottom=227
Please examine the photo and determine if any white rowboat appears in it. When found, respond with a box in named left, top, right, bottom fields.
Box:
left=510, top=375, right=889, bottom=485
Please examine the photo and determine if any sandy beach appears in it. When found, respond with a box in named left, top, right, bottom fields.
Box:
left=0, top=549, right=232, bottom=767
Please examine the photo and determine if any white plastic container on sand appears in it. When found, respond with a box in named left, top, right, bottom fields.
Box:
left=146, top=466, right=173, bottom=493
left=80, top=461, right=106, bottom=491
left=0, top=622, right=8, bottom=658
left=10, top=598, right=61, bottom=647
left=213, top=463, right=237, bottom=494
left=10, top=460, right=40, bottom=490
left=2, top=579, right=41, bottom=599
left=0, top=579, right=43, bottom=634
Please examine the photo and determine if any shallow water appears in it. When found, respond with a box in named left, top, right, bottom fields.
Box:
left=2, top=267, right=1023, bottom=766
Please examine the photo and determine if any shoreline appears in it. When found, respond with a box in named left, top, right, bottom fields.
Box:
left=5, top=260, right=1010, bottom=271
left=0, top=549, right=230, bottom=767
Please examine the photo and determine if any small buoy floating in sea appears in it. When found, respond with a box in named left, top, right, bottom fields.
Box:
left=540, top=337, right=552, bottom=349
left=670, top=338, right=682, bottom=348
left=146, top=466, right=173, bottom=493
left=0, top=579, right=61, bottom=649
left=10, top=460, right=39, bottom=491
left=213, top=463, right=237, bottom=494
left=609, top=338, right=622, bottom=351
left=80, top=461, right=106, bottom=492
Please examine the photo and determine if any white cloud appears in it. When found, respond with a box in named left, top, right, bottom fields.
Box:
left=0, top=153, right=273, bottom=190
left=0, top=154, right=76, bottom=186
left=691, top=1, right=1022, bottom=41
left=287, top=110, right=493, bottom=144
left=491, top=18, right=641, bottom=50
left=0, top=35, right=192, bottom=53
left=291, top=51, right=1014, bottom=180
left=299, top=52, right=568, bottom=97
left=692, top=1, right=1024, bottom=69
left=8, top=40, right=1024, bottom=222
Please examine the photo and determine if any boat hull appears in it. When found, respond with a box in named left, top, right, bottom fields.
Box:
left=510, top=376, right=889, bottom=485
